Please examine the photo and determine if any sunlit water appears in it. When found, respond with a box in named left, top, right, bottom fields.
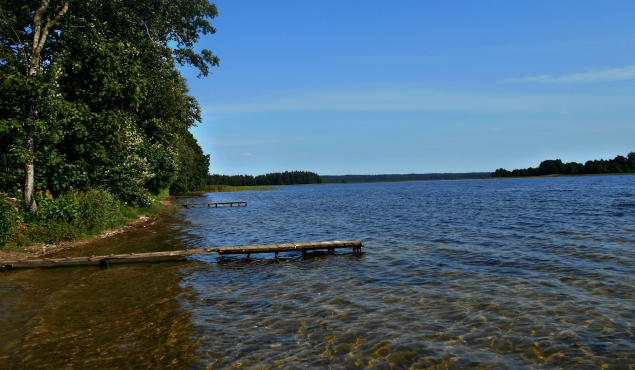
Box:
left=2, top=176, right=635, bottom=369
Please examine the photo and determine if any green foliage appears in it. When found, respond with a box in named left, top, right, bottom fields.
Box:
left=0, top=195, right=19, bottom=245
left=169, top=131, right=211, bottom=195
left=2, top=187, right=170, bottom=247
left=5, top=188, right=120, bottom=245
left=207, top=171, right=323, bottom=186
left=200, top=185, right=273, bottom=192
left=0, top=0, right=215, bottom=207
left=493, top=152, right=635, bottom=177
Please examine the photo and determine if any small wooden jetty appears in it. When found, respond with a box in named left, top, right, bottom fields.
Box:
left=181, top=201, right=247, bottom=209
left=0, top=240, right=363, bottom=269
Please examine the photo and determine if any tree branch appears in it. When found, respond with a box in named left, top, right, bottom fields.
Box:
left=144, top=22, right=156, bottom=44
left=32, top=0, right=49, bottom=53
left=34, top=0, right=70, bottom=57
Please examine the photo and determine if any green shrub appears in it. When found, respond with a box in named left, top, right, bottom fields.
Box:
left=0, top=195, right=19, bottom=245
left=1, top=187, right=172, bottom=249
left=7, top=189, right=121, bottom=246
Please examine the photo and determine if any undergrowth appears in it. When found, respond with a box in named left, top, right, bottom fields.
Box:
left=1, top=188, right=171, bottom=250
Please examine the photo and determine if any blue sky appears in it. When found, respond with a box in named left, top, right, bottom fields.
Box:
left=180, top=0, right=635, bottom=175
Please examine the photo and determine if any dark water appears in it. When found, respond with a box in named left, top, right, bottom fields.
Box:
left=1, top=176, right=635, bottom=368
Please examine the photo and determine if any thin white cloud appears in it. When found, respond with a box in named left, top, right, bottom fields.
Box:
left=506, top=65, right=635, bottom=84
left=241, top=152, right=251, bottom=156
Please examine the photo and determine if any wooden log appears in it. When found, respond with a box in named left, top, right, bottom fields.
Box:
left=0, top=241, right=363, bottom=267
left=181, top=201, right=247, bottom=209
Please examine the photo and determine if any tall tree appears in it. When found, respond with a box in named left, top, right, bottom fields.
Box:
left=24, top=1, right=69, bottom=211
left=1, top=0, right=219, bottom=207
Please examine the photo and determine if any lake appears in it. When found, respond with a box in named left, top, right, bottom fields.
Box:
left=1, top=176, right=634, bottom=368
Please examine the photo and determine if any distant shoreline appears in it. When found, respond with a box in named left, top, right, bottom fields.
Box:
left=319, top=172, right=635, bottom=185
left=320, top=172, right=492, bottom=184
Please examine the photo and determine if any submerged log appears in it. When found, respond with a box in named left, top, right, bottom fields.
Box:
left=0, top=240, right=364, bottom=268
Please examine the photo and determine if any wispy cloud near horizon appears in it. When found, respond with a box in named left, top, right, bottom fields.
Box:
left=506, top=65, right=635, bottom=84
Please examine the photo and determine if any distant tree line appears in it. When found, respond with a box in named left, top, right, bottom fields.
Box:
left=321, top=173, right=492, bottom=184
left=493, top=152, right=635, bottom=177
left=207, top=171, right=323, bottom=186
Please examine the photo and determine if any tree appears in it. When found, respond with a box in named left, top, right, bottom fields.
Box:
left=1, top=0, right=219, bottom=207
left=538, top=159, right=565, bottom=175
left=23, top=1, right=69, bottom=211
left=0, top=0, right=70, bottom=211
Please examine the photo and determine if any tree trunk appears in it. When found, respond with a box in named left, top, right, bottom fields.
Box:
left=24, top=54, right=39, bottom=212
left=24, top=0, right=70, bottom=212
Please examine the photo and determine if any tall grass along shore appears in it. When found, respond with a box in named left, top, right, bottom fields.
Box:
left=0, top=188, right=173, bottom=252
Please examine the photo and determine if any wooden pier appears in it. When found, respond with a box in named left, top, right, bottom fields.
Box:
left=0, top=240, right=363, bottom=269
left=181, top=201, right=247, bottom=208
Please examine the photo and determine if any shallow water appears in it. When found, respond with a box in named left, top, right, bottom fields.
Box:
left=2, top=176, right=635, bottom=368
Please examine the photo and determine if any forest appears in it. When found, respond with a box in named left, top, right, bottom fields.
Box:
left=321, top=173, right=492, bottom=183
left=493, top=152, right=635, bottom=177
left=1, top=0, right=217, bottom=246
left=207, top=171, right=323, bottom=186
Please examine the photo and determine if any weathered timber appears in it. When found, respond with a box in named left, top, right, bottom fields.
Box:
left=181, top=201, right=247, bottom=209
left=0, top=240, right=364, bottom=268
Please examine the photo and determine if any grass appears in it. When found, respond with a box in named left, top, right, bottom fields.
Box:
left=0, top=184, right=274, bottom=252
left=1, top=188, right=175, bottom=251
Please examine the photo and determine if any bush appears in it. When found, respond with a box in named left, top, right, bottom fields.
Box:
left=5, top=188, right=127, bottom=246
left=0, top=195, right=19, bottom=245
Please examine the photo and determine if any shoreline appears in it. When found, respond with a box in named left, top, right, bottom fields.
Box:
left=0, top=186, right=269, bottom=263
left=0, top=197, right=179, bottom=262
left=320, top=172, right=635, bottom=185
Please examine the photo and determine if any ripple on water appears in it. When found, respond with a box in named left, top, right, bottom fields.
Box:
left=175, top=176, right=635, bottom=368
left=1, top=176, right=635, bottom=368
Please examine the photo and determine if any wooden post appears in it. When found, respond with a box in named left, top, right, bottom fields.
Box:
left=275, top=251, right=279, bottom=259
left=246, top=253, right=251, bottom=261
left=217, top=252, right=223, bottom=262
left=215, top=204, right=218, bottom=208
left=100, top=259, right=110, bottom=269
left=302, top=249, right=307, bottom=257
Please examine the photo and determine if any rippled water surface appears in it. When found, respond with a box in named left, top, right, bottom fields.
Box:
left=2, top=176, right=635, bottom=369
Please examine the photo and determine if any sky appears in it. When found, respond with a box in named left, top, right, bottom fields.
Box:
left=180, top=0, right=635, bottom=176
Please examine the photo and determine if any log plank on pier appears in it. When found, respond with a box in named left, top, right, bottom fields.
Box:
left=181, top=201, right=247, bottom=209
left=0, top=240, right=363, bottom=268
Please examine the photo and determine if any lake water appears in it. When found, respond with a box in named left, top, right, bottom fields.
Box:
left=1, top=176, right=634, bottom=368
